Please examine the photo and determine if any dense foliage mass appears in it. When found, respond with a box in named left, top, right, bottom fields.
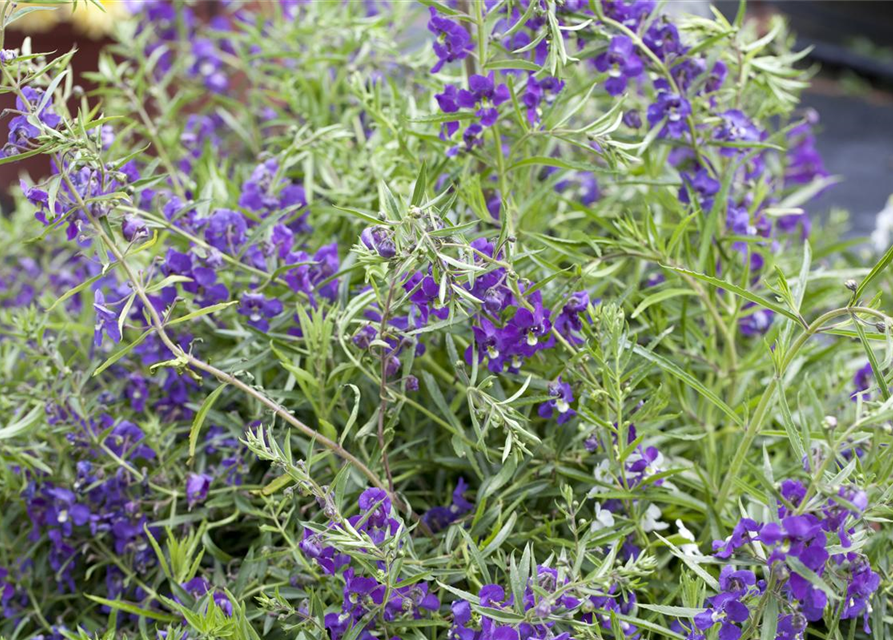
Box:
left=0, top=1, right=891, bottom=640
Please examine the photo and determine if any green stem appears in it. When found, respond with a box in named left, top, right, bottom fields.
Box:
left=716, top=307, right=855, bottom=510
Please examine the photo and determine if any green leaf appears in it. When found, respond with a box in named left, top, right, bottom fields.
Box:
left=338, top=384, right=362, bottom=446
left=654, top=533, right=719, bottom=591
left=46, top=271, right=107, bottom=313
left=93, top=331, right=151, bottom=376
left=852, top=312, right=891, bottom=401
left=458, top=528, right=492, bottom=584
left=482, top=512, right=517, bottom=557
left=665, top=265, right=804, bottom=326
left=0, top=405, right=43, bottom=440
left=785, top=556, right=838, bottom=602
left=485, top=59, right=542, bottom=72
left=85, top=596, right=180, bottom=622
left=333, top=204, right=386, bottom=226
left=760, top=596, right=779, bottom=640
left=410, top=162, right=427, bottom=207
left=506, top=156, right=611, bottom=174
left=855, top=239, right=893, bottom=301
left=637, top=604, right=704, bottom=617
left=630, top=288, right=697, bottom=319
left=189, top=383, right=228, bottom=461
left=167, top=301, right=238, bottom=327
left=631, top=344, right=743, bottom=426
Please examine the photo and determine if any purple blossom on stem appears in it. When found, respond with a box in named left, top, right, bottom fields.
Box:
left=647, top=91, right=691, bottom=138
left=738, top=303, right=774, bottom=337
left=693, top=566, right=758, bottom=640
left=122, top=215, right=148, bottom=242
left=853, top=362, right=873, bottom=398
left=554, top=291, right=589, bottom=344
left=93, top=290, right=121, bottom=347
left=238, top=292, right=284, bottom=331
left=422, top=478, right=474, bottom=532
left=679, top=168, right=720, bottom=210
left=594, top=36, right=642, bottom=95
left=521, top=74, right=564, bottom=124
left=190, top=39, right=228, bottom=93
left=186, top=473, right=212, bottom=508
left=538, top=378, right=576, bottom=424
left=715, top=110, right=762, bottom=155
left=643, top=20, right=683, bottom=60
left=360, top=226, right=397, bottom=259
left=427, top=8, right=474, bottom=73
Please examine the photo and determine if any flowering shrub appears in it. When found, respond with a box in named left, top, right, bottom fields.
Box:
left=0, top=1, right=891, bottom=640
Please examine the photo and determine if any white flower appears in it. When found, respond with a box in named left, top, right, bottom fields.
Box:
left=872, top=195, right=893, bottom=253
left=641, top=503, right=669, bottom=532
left=591, top=503, right=616, bottom=532
left=676, top=519, right=703, bottom=557
left=587, top=460, right=613, bottom=498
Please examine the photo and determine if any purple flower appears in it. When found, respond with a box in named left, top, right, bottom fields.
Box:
left=603, top=0, right=655, bottom=29
left=538, top=378, right=576, bottom=424
left=122, top=215, right=148, bottom=242
left=679, top=168, right=720, bottom=209
left=190, top=38, right=228, bottom=93
left=594, top=36, right=643, bottom=95
left=466, top=317, right=517, bottom=373
left=715, top=110, right=761, bottom=155
left=428, top=8, right=473, bottom=73
left=785, top=114, right=828, bottom=187
left=93, top=290, right=121, bottom=347
left=554, top=291, right=589, bottom=344
left=671, top=57, right=706, bottom=92
left=706, top=60, right=728, bottom=92
left=436, top=73, right=510, bottom=153
left=106, top=419, right=156, bottom=460
left=643, top=20, right=683, bottom=60
left=840, top=554, right=881, bottom=632
left=357, top=488, right=391, bottom=529
left=693, top=566, right=756, bottom=640
left=205, top=209, right=248, bottom=253
left=460, top=72, right=511, bottom=111
left=521, top=74, right=564, bottom=124
left=125, top=372, right=149, bottom=412
left=507, top=293, right=553, bottom=356
left=775, top=614, right=808, bottom=640
left=647, top=91, right=691, bottom=138
left=238, top=292, right=284, bottom=331
left=623, top=109, right=642, bottom=129
left=186, top=472, right=212, bottom=507
left=421, top=477, right=474, bottom=531
left=360, top=226, right=397, bottom=259
left=712, top=518, right=761, bottom=559
left=300, top=528, right=350, bottom=574
left=4, top=87, right=61, bottom=156
left=853, top=362, right=873, bottom=397
left=180, top=576, right=233, bottom=616
left=738, top=304, right=774, bottom=337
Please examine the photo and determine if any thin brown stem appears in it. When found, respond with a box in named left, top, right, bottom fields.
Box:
left=57, top=162, right=400, bottom=513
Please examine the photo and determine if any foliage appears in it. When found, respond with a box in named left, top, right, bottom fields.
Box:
left=0, top=1, right=891, bottom=640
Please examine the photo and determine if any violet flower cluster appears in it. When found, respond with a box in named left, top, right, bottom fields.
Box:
left=449, top=568, right=640, bottom=640
left=694, top=480, right=879, bottom=640
left=297, top=489, right=441, bottom=640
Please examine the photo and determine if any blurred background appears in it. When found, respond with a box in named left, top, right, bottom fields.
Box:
left=2, top=0, right=892, bottom=239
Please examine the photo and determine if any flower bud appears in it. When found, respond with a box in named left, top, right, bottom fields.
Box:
left=845, top=279, right=858, bottom=292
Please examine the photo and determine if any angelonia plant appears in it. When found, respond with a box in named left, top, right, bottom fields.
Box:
left=0, top=1, right=891, bottom=640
